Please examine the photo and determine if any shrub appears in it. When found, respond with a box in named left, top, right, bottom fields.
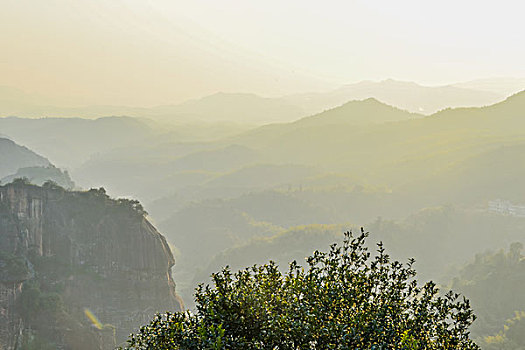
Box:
left=125, top=229, right=479, bottom=349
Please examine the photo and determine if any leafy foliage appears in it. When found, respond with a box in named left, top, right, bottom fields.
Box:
left=117, top=198, right=148, bottom=216
left=125, top=230, right=479, bottom=349
left=11, top=177, right=32, bottom=185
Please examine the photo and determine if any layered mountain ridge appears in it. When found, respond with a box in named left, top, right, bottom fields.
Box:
left=0, top=138, right=50, bottom=179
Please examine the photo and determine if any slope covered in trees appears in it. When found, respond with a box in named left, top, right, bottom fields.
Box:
left=449, top=244, right=525, bottom=347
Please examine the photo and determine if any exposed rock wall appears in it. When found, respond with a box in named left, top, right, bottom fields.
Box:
left=0, top=283, right=23, bottom=349
left=0, top=183, right=182, bottom=349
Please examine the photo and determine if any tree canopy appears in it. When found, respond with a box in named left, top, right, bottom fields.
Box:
left=124, top=229, right=479, bottom=349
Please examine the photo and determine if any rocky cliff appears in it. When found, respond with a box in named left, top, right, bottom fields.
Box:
left=0, top=182, right=182, bottom=349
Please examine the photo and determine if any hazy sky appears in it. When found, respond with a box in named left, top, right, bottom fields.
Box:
left=1, top=0, right=524, bottom=106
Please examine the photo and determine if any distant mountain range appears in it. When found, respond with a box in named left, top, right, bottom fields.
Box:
left=4, top=90, right=525, bottom=202
left=62, top=90, right=525, bottom=222
left=282, top=78, right=514, bottom=115
left=2, top=78, right=524, bottom=123
left=0, top=116, right=155, bottom=167
left=451, top=77, right=525, bottom=96
left=0, top=138, right=50, bottom=178
left=233, top=90, right=525, bottom=179
left=292, top=97, right=420, bottom=126
left=0, top=137, right=75, bottom=188
left=4, top=86, right=525, bottom=315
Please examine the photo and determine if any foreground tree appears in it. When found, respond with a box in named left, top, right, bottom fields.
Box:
left=124, top=229, right=479, bottom=349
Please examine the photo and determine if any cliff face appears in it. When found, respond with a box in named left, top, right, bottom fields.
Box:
left=0, top=182, right=182, bottom=350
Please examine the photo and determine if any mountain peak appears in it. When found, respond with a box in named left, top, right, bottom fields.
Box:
left=294, top=97, right=418, bottom=127
left=360, top=96, right=389, bottom=104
